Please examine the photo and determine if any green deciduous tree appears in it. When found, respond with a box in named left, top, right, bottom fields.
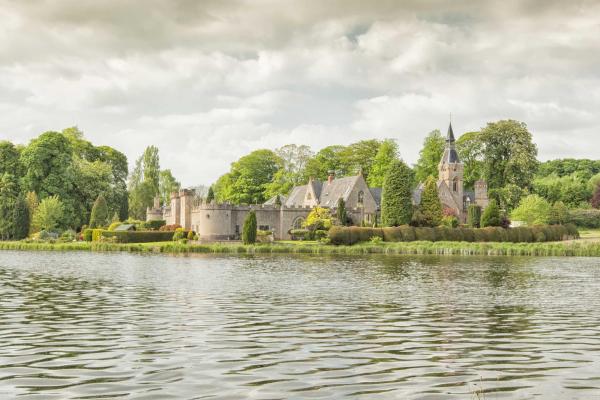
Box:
left=456, top=131, right=484, bottom=190
left=549, top=201, right=569, bottom=225
left=420, top=176, right=443, bottom=227
left=215, top=149, right=282, bottom=204
left=414, top=130, right=444, bottom=183
left=481, top=199, right=502, bottom=228
left=242, top=211, right=257, bottom=244
left=159, top=169, right=181, bottom=205
left=25, top=192, right=39, bottom=234
left=480, top=120, right=538, bottom=190
left=89, top=195, right=109, bottom=228
left=302, top=145, right=347, bottom=181
left=511, top=195, right=551, bottom=226
left=381, top=160, right=414, bottom=226
left=0, top=173, right=20, bottom=240
left=33, top=195, right=64, bottom=232
left=128, top=146, right=165, bottom=220
left=368, top=139, right=399, bottom=188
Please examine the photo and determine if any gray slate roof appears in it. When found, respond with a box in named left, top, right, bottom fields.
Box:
left=319, top=176, right=359, bottom=207
left=369, top=188, right=382, bottom=207
left=115, top=224, right=136, bottom=231
left=284, top=184, right=308, bottom=207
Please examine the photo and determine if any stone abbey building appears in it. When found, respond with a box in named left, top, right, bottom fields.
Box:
left=147, top=123, right=488, bottom=240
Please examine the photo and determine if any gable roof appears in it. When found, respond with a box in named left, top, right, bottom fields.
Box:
left=369, top=188, right=382, bottom=207
left=115, top=224, right=136, bottom=231
left=319, top=175, right=359, bottom=207
left=284, top=184, right=307, bottom=207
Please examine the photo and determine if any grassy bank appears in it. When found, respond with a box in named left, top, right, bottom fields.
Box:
left=1, top=239, right=600, bottom=257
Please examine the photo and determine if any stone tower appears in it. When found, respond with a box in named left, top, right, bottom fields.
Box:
left=438, top=122, right=464, bottom=216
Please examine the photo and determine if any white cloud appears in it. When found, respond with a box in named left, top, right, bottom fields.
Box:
left=0, top=0, right=599, bottom=185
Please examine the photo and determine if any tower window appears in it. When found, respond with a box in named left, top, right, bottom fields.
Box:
left=452, top=177, right=459, bottom=192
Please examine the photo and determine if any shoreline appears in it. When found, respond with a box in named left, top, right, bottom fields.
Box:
left=1, top=240, right=600, bottom=257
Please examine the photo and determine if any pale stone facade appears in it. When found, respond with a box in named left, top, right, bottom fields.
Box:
left=147, top=123, right=489, bottom=238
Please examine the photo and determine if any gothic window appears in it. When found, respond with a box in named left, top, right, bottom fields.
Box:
left=358, top=191, right=364, bottom=205
left=452, top=177, right=459, bottom=192
left=307, top=192, right=312, bottom=200
left=293, top=217, right=304, bottom=230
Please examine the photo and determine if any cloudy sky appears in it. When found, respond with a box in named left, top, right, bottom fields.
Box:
left=1, top=0, right=599, bottom=186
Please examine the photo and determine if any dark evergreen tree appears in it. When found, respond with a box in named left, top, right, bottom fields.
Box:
left=481, top=199, right=502, bottom=227
left=467, top=204, right=482, bottom=228
left=420, top=176, right=443, bottom=227
left=206, top=186, right=215, bottom=203
left=381, top=160, right=414, bottom=226
left=336, top=198, right=349, bottom=226
left=89, top=195, right=109, bottom=228
left=242, top=211, right=257, bottom=244
left=12, top=195, right=30, bottom=240
left=592, top=184, right=600, bottom=209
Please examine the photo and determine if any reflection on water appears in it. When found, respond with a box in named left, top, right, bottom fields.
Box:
left=0, top=251, right=599, bottom=399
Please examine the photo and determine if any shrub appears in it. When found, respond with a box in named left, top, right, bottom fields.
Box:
left=568, top=209, right=600, bottom=228
left=370, top=236, right=383, bottom=244
left=304, top=207, right=332, bottom=231
left=187, top=230, right=195, bottom=240
left=60, top=229, right=76, bottom=242
left=92, top=229, right=104, bottom=242
left=442, top=215, right=459, bottom=228
left=173, top=228, right=185, bottom=241
left=242, top=211, right=257, bottom=245
left=160, top=224, right=182, bottom=231
left=100, top=230, right=176, bottom=243
left=467, top=205, right=482, bottom=228
left=144, top=220, right=166, bottom=231
left=108, top=221, right=121, bottom=231
left=314, top=230, right=328, bottom=240
left=549, top=201, right=569, bottom=225
left=83, top=229, right=93, bottom=242
left=290, top=229, right=310, bottom=240
left=89, top=195, right=109, bottom=228
left=481, top=199, right=502, bottom=227
left=327, top=225, right=577, bottom=245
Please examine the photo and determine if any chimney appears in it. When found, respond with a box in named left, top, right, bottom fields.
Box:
left=328, top=170, right=335, bottom=184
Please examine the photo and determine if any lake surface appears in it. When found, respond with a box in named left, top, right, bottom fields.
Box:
left=0, top=252, right=599, bottom=399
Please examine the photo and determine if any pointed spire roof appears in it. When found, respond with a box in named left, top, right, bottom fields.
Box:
left=440, top=121, right=460, bottom=164
left=446, top=122, right=455, bottom=143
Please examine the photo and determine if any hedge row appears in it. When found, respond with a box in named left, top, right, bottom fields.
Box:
left=82, top=229, right=176, bottom=243
left=328, top=224, right=579, bottom=245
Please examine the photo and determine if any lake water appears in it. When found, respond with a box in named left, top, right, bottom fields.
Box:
left=0, top=251, right=599, bottom=399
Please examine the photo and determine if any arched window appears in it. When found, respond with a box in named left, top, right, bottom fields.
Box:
left=306, top=192, right=312, bottom=200
left=452, top=177, right=459, bottom=192
left=358, top=191, right=364, bottom=205
left=293, top=217, right=304, bottom=230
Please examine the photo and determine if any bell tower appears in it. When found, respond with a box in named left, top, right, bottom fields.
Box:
left=438, top=122, right=464, bottom=215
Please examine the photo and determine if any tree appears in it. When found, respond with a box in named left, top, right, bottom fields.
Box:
left=592, top=184, right=600, bottom=209
left=336, top=198, right=349, bottom=226
left=89, top=195, right=109, bottom=228
left=511, top=195, right=551, bottom=226
left=128, top=146, right=163, bottom=220
left=490, top=183, right=528, bottom=212
left=142, top=146, right=161, bottom=195
left=304, top=206, right=333, bottom=231
left=339, top=140, right=381, bottom=179
left=480, top=120, right=538, bottom=190
left=467, top=204, right=482, bottom=228
left=420, top=176, right=443, bottom=227
left=0, top=173, right=20, bottom=240
left=267, top=144, right=314, bottom=197
left=20, top=132, right=77, bottom=227
left=242, top=211, right=257, bottom=244
left=414, top=130, right=444, bottom=183
left=72, top=157, right=114, bottom=228
left=0, top=141, right=21, bottom=176
left=12, top=195, right=30, bottom=240
left=159, top=169, right=181, bottom=205
left=215, top=149, right=282, bottom=204
left=302, top=145, right=347, bottom=181
left=25, top=191, right=39, bottom=234
left=549, top=201, right=569, bottom=225
left=481, top=199, right=502, bottom=227
left=96, top=145, right=129, bottom=221
left=456, top=131, right=484, bottom=189
left=33, top=195, right=64, bottom=232
left=381, top=159, right=414, bottom=226
left=206, top=186, right=215, bottom=203
left=368, top=139, right=399, bottom=188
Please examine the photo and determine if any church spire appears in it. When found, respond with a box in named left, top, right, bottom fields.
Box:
left=446, top=122, right=455, bottom=143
